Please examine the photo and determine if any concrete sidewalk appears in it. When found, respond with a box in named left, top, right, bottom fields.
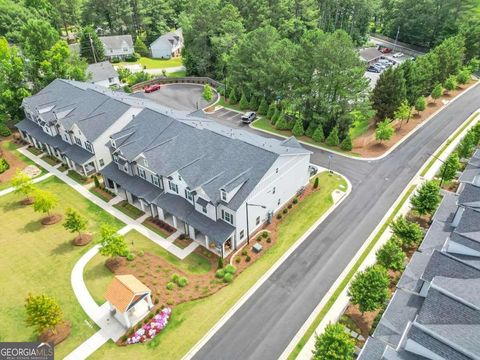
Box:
left=0, top=172, right=53, bottom=197
left=18, top=147, right=197, bottom=259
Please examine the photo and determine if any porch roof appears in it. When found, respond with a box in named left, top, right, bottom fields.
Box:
left=155, top=193, right=235, bottom=246
left=16, top=119, right=94, bottom=165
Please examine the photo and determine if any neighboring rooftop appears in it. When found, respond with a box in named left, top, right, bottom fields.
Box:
left=99, top=35, right=133, bottom=50
left=104, top=275, right=150, bottom=313
left=87, top=61, right=119, bottom=83
left=359, top=47, right=383, bottom=62
left=150, top=28, right=183, bottom=48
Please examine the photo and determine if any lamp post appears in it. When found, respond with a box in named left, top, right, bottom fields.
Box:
left=246, top=202, right=267, bottom=244
left=429, top=153, right=448, bottom=187
left=328, top=154, right=333, bottom=175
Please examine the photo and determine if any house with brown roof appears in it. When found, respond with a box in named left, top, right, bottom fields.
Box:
left=104, top=275, right=153, bottom=328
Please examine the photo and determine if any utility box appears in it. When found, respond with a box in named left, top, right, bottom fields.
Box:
left=252, top=243, right=263, bottom=253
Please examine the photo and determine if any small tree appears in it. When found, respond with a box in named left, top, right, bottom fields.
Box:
left=313, top=177, right=319, bottom=189
left=271, top=108, right=280, bottom=125
left=390, top=216, right=424, bottom=249
left=394, top=100, right=412, bottom=128
left=312, top=323, right=355, bottom=360
left=411, top=181, right=441, bottom=217
left=93, top=175, right=100, bottom=188
left=228, top=89, right=237, bottom=104
left=312, top=125, right=325, bottom=143
left=203, top=84, right=214, bottom=101
left=239, top=92, right=249, bottom=110
left=63, top=208, right=88, bottom=240
left=431, top=84, right=443, bottom=103
left=340, top=134, right=352, bottom=151
left=376, top=238, right=406, bottom=271
left=414, top=96, right=426, bottom=115
left=305, top=122, right=316, bottom=137
left=266, top=102, right=276, bottom=119
left=325, top=127, right=340, bottom=146
left=275, top=112, right=288, bottom=130
left=25, top=293, right=63, bottom=335
left=457, top=68, right=471, bottom=85
left=12, top=170, right=35, bottom=204
left=444, top=75, right=458, bottom=94
left=249, top=96, right=258, bottom=111
left=348, top=265, right=389, bottom=314
left=258, top=98, right=268, bottom=115
left=98, top=224, right=129, bottom=258
left=439, top=152, right=460, bottom=183
left=33, top=189, right=59, bottom=222
left=375, top=119, right=394, bottom=143
left=292, top=118, right=305, bottom=137
left=134, top=37, right=149, bottom=57
left=457, top=131, right=477, bottom=158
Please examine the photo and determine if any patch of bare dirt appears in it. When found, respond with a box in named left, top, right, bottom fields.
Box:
left=41, top=214, right=62, bottom=225
left=72, top=233, right=92, bottom=246
left=39, top=322, right=71, bottom=345
left=21, top=197, right=34, bottom=205
left=0, top=138, right=32, bottom=185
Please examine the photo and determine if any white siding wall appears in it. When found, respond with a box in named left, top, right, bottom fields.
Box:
left=151, top=40, right=173, bottom=59
left=232, top=153, right=310, bottom=248
left=93, top=76, right=120, bottom=88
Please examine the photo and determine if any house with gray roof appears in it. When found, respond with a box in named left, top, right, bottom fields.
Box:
left=150, top=29, right=183, bottom=59
left=87, top=61, right=120, bottom=88
left=359, top=152, right=480, bottom=360
left=99, top=35, right=134, bottom=60
left=101, top=107, right=311, bottom=257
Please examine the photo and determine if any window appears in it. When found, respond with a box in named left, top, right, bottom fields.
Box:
left=221, top=210, right=233, bottom=224
left=221, top=190, right=227, bottom=201
left=169, top=181, right=178, bottom=193
left=256, top=216, right=260, bottom=225
left=113, top=155, right=118, bottom=163
left=272, top=187, right=276, bottom=194
left=277, top=198, right=281, bottom=205
left=63, top=133, right=69, bottom=142
left=151, top=175, right=160, bottom=187
left=111, top=140, right=116, bottom=148
left=138, top=167, right=146, bottom=179
left=85, top=141, right=94, bottom=153
left=74, top=136, right=82, bottom=146
left=202, top=206, right=207, bottom=213
left=185, top=189, right=193, bottom=201
left=276, top=168, right=279, bottom=173
left=240, top=230, right=245, bottom=239
left=178, top=175, right=182, bottom=181
left=99, top=159, right=105, bottom=167
left=123, top=163, right=129, bottom=172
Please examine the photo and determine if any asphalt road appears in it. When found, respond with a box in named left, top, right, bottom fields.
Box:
left=142, top=83, right=215, bottom=111
left=193, top=84, right=480, bottom=360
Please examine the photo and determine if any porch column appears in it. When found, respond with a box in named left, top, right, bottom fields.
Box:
left=150, top=204, right=157, bottom=217
left=112, top=180, right=118, bottom=193
left=139, top=199, right=145, bottom=212
left=172, top=216, right=178, bottom=229
left=125, top=191, right=133, bottom=204
left=188, top=225, right=196, bottom=239
left=146, top=293, right=153, bottom=310
left=46, top=144, right=53, bottom=156
left=205, top=235, right=209, bottom=248
left=157, top=206, right=165, bottom=220
left=82, top=165, right=88, bottom=177
left=123, top=311, right=131, bottom=328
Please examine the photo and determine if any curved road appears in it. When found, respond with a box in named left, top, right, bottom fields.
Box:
left=193, top=84, right=480, bottom=360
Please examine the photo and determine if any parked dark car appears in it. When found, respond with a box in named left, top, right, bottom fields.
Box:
left=241, top=111, right=257, bottom=124
left=144, top=84, right=161, bottom=93
left=367, top=65, right=380, bottom=73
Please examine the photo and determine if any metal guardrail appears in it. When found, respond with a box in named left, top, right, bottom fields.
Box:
left=131, top=76, right=224, bottom=92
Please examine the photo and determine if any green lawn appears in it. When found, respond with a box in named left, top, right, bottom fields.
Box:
left=252, top=118, right=360, bottom=157
left=117, top=57, right=183, bottom=70
left=113, top=200, right=145, bottom=219
left=0, top=176, right=124, bottom=358
left=167, top=70, right=186, bottom=78
left=89, top=172, right=346, bottom=360
left=85, top=230, right=212, bottom=305
left=349, top=116, right=371, bottom=140
left=0, top=140, right=47, bottom=190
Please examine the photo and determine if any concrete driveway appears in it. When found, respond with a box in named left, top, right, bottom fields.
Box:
left=141, top=84, right=216, bottom=112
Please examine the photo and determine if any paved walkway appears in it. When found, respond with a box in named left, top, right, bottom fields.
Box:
left=18, top=147, right=197, bottom=259
left=0, top=172, right=54, bottom=197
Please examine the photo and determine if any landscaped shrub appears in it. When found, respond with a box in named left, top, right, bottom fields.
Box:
left=313, top=177, right=319, bottom=189
left=93, top=175, right=100, bottom=188
left=177, top=277, right=188, bottom=287
left=215, top=269, right=225, bottom=278
left=217, top=257, right=224, bottom=269
left=166, top=299, right=174, bottom=305
left=239, top=92, right=249, bottom=110
left=288, top=204, right=292, bottom=209
left=267, top=238, right=272, bottom=243
left=166, top=282, right=174, bottom=290
left=340, top=135, right=353, bottom=151
left=154, top=298, right=159, bottom=305
left=241, top=249, right=248, bottom=256
left=249, top=96, right=258, bottom=111
left=235, top=257, right=241, bottom=263
left=283, top=208, right=288, bottom=214
left=225, top=264, right=236, bottom=274
left=203, top=84, right=214, bottom=101
left=0, top=123, right=11, bottom=137
left=293, top=197, right=298, bottom=204
left=126, top=253, right=135, bottom=261
left=138, top=250, right=144, bottom=257
left=271, top=108, right=280, bottom=125
left=171, top=274, right=179, bottom=283
left=223, top=273, right=234, bottom=283
left=312, top=125, right=325, bottom=143
left=258, top=98, right=268, bottom=115
left=262, top=231, right=268, bottom=238
left=246, top=255, right=251, bottom=262
left=0, top=159, right=9, bottom=174
left=267, top=102, right=276, bottom=119
left=292, top=118, right=305, bottom=137
left=276, top=214, right=282, bottom=220
left=325, top=127, right=340, bottom=146
left=257, top=236, right=262, bottom=242
left=228, top=89, right=237, bottom=104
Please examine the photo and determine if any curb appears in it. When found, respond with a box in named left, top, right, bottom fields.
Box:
left=282, top=108, right=480, bottom=360
left=250, top=81, right=480, bottom=162
left=182, top=171, right=353, bottom=360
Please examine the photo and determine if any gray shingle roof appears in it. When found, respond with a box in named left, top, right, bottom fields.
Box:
left=397, top=251, right=430, bottom=292
left=373, top=289, right=423, bottom=347
left=421, top=250, right=480, bottom=283
left=99, top=35, right=133, bottom=51
left=87, top=61, right=119, bottom=83
left=450, top=232, right=480, bottom=253
left=455, top=207, right=480, bottom=242
left=418, top=220, right=451, bottom=254
left=359, top=48, right=383, bottom=62
left=432, top=191, right=458, bottom=223
left=432, top=276, right=480, bottom=309
left=459, top=157, right=480, bottom=183
left=358, top=337, right=387, bottom=359
left=458, top=183, right=480, bottom=208
left=21, top=79, right=131, bottom=142
left=150, top=29, right=183, bottom=49
left=111, top=108, right=309, bottom=210
left=416, top=287, right=480, bottom=357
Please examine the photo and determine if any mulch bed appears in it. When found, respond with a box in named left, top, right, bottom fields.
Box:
left=0, top=139, right=30, bottom=185
left=72, top=233, right=93, bottom=246
left=173, top=236, right=193, bottom=249
left=145, top=217, right=176, bottom=234
left=39, top=322, right=71, bottom=346
left=21, top=197, right=34, bottom=205
left=41, top=214, right=63, bottom=225
left=91, top=186, right=115, bottom=201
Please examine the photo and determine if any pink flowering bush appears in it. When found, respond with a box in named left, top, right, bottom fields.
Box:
left=126, top=308, right=171, bottom=344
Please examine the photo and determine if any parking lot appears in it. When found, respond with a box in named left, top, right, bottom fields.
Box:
left=208, top=107, right=247, bottom=128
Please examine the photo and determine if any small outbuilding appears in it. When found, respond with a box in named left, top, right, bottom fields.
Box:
left=87, top=61, right=120, bottom=88
left=359, top=48, right=384, bottom=65
left=104, top=275, right=153, bottom=328
left=150, top=29, right=183, bottom=59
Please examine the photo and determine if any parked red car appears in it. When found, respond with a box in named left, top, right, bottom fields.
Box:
left=380, top=47, right=392, bottom=54
left=144, top=84, right=161, bottom=93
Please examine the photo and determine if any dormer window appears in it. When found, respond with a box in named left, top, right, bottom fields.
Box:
left=111, top=140, right=116, bottom=148
left=185, top=189, right=193, bottom=201
left=144, top=158, right=148, bottom=168
left=123, top=163, right=129, bottom=172
left=74, top=136, right=82, bottom=146
left=221, top=190, right=227, bottom=201
left=85, top=142, right=94, bottom=153
left=169, top=181, right=178, bottom=194
left=138, top=167, right=146, bottom=179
